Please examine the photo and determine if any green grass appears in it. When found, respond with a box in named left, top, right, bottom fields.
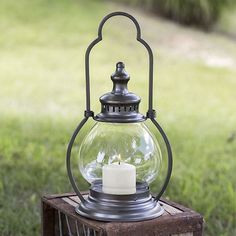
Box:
left=216, top=6, right=236, bottom=38
left=0, top=0, right=236, bottom=235
left=117, top=0, right=236, bottom=29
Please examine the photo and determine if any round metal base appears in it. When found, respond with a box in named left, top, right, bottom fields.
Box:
left=75, top=181, right=164, bottom=222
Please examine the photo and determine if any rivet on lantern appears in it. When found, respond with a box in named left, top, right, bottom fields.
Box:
left=66, top=11, right=173, bottom=222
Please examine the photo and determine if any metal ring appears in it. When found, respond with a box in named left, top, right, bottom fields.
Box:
left=150, top=118, right=173, bottom=201
left=66, top=117, right=89, bottom=203
left=85, top=11, right=154, bottom=113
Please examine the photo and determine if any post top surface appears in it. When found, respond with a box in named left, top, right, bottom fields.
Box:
left=42, top=192, right=203, bottom=235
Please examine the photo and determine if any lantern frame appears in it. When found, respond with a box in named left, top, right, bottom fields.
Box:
left=66, top=11, right=173, bottom=221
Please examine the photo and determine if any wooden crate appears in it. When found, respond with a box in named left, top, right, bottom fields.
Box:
left=41, top=193, right=203, bottom=236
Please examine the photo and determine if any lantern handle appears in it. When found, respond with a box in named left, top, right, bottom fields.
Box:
left=66, top=117, right=90, bottom=203
left=85, top=11, right=154, bottom=116
left=151, top=118, right=173, bottom=201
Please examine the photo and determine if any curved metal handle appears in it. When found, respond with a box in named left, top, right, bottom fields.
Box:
left=66, top=117, right=89, bottom=203
left=151, top=118, right=173, bottom=201
left=85, top=11, right=154, bottom=114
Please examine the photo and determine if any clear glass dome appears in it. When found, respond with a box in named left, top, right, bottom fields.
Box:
left=78, top=122, right=162, bottom=184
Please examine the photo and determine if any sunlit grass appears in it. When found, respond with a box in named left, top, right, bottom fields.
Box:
left=0, top=0, right=236, bottom=235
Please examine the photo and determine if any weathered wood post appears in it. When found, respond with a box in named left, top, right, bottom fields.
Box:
left=41, top=193, right=203, bottom=236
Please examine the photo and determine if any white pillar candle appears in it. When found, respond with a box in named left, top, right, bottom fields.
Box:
left=102, top=161, right=136, bottom=195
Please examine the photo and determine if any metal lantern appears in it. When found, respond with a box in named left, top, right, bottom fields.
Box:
left=66, top=12, right=173, bottom=222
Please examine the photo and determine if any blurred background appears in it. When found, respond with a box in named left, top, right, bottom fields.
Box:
left=0, top=0, right=236, bottom=235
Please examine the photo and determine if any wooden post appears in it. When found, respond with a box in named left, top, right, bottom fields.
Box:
left=41, top=199, right=55, bottom=236
left=41, top=193, right=203, bottom=236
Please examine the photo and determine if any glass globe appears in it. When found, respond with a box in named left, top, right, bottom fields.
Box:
left=78, top=122, right=162, bottom=184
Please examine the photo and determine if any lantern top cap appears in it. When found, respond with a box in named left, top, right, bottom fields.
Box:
left=117, top=62, right=124, bottom=68
left=111, top=62, right=130, bottom=82
left=94, top=62, right=145, bottom=123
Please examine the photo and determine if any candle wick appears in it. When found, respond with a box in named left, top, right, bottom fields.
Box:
left=119, top=160, right=120, bottom=165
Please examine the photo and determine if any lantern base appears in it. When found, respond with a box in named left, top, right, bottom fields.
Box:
left=75, top=180, right=164, bottom=222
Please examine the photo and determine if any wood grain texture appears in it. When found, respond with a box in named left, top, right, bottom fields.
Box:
left=41, top=199, right=55, bottom=236
left=172, top=233, right=193, bottom=236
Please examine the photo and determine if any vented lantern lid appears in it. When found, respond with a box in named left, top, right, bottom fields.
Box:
left=95, top=62, right=145, bottom=123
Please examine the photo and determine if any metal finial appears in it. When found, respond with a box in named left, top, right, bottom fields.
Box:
left=111, top=62, right=129, bottom=82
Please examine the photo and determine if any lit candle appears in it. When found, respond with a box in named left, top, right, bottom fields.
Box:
left=102, top=155, right=136, bottom=195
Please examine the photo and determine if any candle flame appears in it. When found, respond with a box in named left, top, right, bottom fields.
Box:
left=118, top=154, right=121, bottom=165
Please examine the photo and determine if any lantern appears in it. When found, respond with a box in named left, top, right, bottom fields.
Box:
left=66, top=12, right=172, bottom=222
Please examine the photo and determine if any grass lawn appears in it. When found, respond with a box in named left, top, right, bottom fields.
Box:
left=0, top=0, right=236, bottom=235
